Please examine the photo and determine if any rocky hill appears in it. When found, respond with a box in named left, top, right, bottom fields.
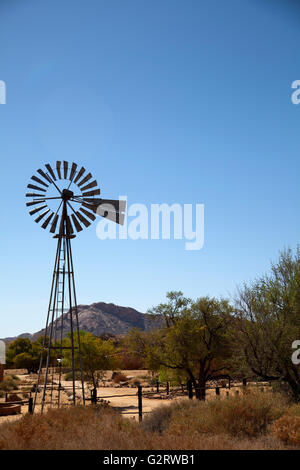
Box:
left=2, top=302, right=162, bottom=344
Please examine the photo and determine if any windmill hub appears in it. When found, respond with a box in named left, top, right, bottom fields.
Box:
left=62, top=188, right=74, bottom=200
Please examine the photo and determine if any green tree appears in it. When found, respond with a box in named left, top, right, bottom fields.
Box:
left=128, top=292, right=234, bottom=399
left=235, top=248, right=300, bottom=401
left=6, top=337, right=46, bottom=373
left=13, top=352, right=39, bottom=373
left=63, top=331, right=119, bottom=388
left=6, top=338, right=33, bottom=368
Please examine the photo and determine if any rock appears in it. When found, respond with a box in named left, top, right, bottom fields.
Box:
left=119, top=381, right=129, bottom=387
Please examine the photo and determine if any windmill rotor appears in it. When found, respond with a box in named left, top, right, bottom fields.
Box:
left=26, top=161, right=126, bottom=235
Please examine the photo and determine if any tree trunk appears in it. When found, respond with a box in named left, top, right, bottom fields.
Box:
left=285, top=376, right=300, bottom=402
left=197, top=376, right=206, bottom=400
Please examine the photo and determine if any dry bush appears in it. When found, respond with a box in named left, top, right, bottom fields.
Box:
left=0, top=390, right=297, bottom=450
left=0, top=404, right=286, bottom=450
left=0, top=376, right=20, bottom=392
left=38, top=374, right=52, bottom=384
left=143, top=404, right=174, bottom=433
left=112, top=372, right=128, bottom=383
left=285, top=404, right=300, bottom=418
left=160, top=390, right=287, bottom=439
left=120, top=354, right=143, bottom=370
left=0, top=400, right=289, bottom=450
left=0, top=406, right=140, bottom=450
left=272, top=415, right=300, bottom=446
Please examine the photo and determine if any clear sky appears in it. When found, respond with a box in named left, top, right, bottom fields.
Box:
left=0, top=0, right=300, bottom=337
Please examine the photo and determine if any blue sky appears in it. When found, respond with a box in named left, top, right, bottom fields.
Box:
left=0, top=0, right=300, bottom=337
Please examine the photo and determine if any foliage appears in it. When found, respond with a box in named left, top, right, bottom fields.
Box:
left=62, top=331, right=120, bottom=388
left=6, top=336, right=48, bottom=373
left=6, top=338, right=32, bottom=367
left=6, top=338, right=46, bottom=373
left=235, top=248, right=300, bottom=401
left=127, top=292, right=234, bottom=399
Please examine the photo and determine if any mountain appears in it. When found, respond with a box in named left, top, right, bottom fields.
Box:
left=2, top=302, right=163, bottom=344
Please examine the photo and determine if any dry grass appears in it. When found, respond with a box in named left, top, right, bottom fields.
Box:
left=273, top=416, right=300, bottom=446
left=162, top=390, right=287, bottom=438
left=0, top=390, right=299, bottom=450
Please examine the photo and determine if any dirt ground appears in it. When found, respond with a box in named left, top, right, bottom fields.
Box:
left=0, top=369, right=263, bottom=422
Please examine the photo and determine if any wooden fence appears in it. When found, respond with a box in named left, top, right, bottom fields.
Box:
left=86, top=377, right=270, bottom=422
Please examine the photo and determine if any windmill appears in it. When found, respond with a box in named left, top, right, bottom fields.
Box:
left=26, top=161, right=126, bottom=412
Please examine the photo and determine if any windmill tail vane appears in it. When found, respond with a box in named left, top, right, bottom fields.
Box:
left=25, top=161, right=126, bottom=412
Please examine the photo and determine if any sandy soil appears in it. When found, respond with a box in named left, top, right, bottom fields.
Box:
left=1, top=369, right=266, bottom=422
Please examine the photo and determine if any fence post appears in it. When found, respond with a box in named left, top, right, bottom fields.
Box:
left=156, top=380, right=159, bottom=394
left=138, top=385, right=143, bottom=422
left=215, top=386, right=220, bottom=396
left=28, top=397, right=33, bottom=414
left=228, top=377, right=231, bottom=389
left=166, top=381, right=169, bottom=396
left=242, top=378, right=247, bottom=387
left=91, top=387, right=97, bottom=404
left=187, top=379, right=193, bottom=399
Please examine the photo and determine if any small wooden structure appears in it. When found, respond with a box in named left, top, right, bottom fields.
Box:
left=0, top=403, right=21, bottom=416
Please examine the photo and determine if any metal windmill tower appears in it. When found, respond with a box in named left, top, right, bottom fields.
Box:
left=26, top=161, right=126, bottom=412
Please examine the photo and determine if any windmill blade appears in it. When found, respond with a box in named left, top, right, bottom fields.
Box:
left=50, top=214, right=59, bottom=233
left=79, top=207, right=96, bottom=221
left=45, top=164, right=57, bottom=181
left=56, top=161, right=62, bottom=179
left=37, top=168, right=52, bottom=184
left=41, top=212, right=54, bottom=229
left=80, top=180, right=98, bottom=192
left=77, top=172, right=92, bottom=187
left=31, top=175, right=49, bottom=188
left=35, top=209, right=50, bottom=223
left=26, top=192, right=47, bottom=198
left=71, top=213, right=83, bottom=232
left=66, top=215, right=74, bottom=235
left=27, top=184, right=47, bottom=193
left=81, top=202, right=97, bottom=213
left=26, top=199, right=46, bottom=207
left=82, top=189, right=101, bottom=197
left=69, top=162, right=77, bottom=182
left=29, top=204, right=47, bottom=216
left=73, top=166, right=85, bottom=184
left=63, top=161, right=69, bottom=179
left=75, top=211, right=91, bottom=228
